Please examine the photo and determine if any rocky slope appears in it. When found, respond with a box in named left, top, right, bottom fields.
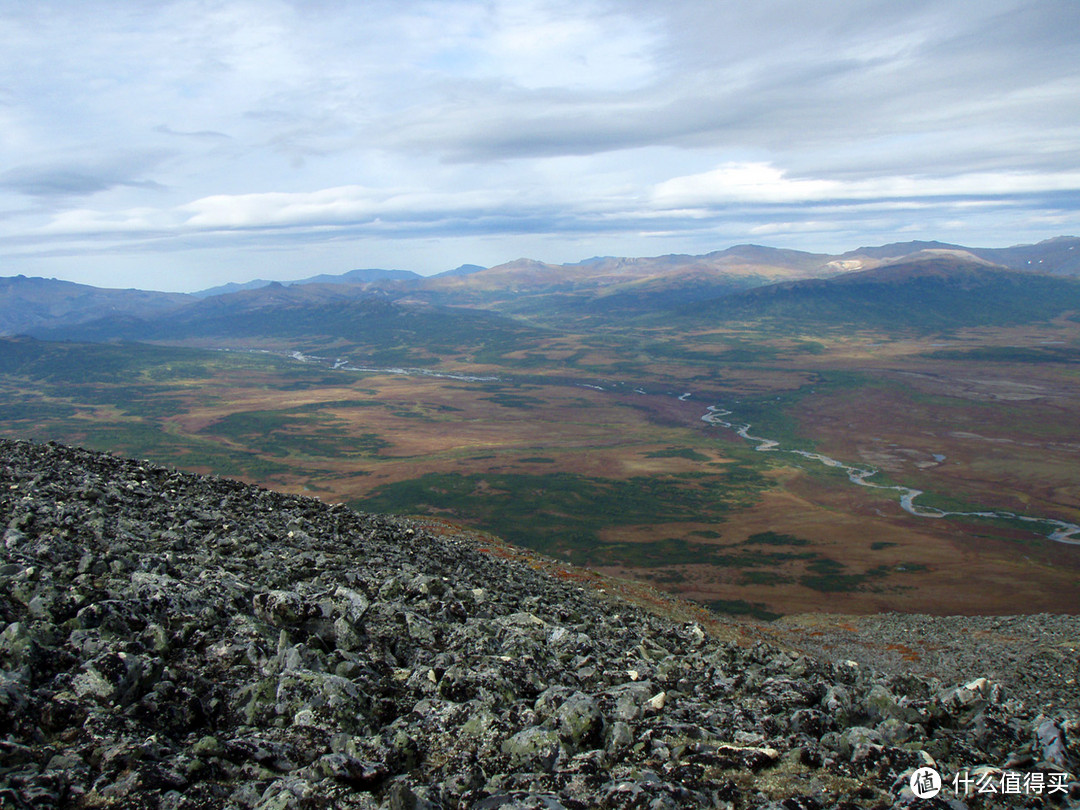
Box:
left=1, top=438, right=1078, bottom=809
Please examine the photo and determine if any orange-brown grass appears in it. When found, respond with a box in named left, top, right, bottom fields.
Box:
left=4, top=321, right=1079, bottom=619
left=164, top=370, right=736, bottom=501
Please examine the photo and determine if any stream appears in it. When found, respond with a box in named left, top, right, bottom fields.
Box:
left=701, top=405, right=1080, bottom=546
left=270, top=349, right=1080, bottom=546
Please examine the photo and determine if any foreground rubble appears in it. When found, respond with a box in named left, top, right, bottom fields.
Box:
left=1, top=438, right=1077, bottom=808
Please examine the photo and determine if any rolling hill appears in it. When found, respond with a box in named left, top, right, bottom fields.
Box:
left=27, top=281, right=541, bottom=360
left=832, top=236, right=1080, bottom=277
left=4, top=236, right=1079, bottom=338
left=0, top=275, right=192, bottom=336
left=192, top=267, right=423, bottom=298
left=682, top=253, right=1080, bottom=330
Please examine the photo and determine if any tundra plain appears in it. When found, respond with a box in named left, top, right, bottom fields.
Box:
left=2, top=310, right=1078, bottom=618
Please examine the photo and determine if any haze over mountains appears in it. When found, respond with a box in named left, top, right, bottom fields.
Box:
left=3, top=236, right=1080, bottom=341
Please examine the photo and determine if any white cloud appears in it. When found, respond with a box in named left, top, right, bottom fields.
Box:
left=653, top=163, right=838, bottom=206
left=38, top=207, right=166, bottom=235
left=1, top=0, right=1079, bottom=286
left=749, top=221, right=841, bottom=236
left=476, top=0, right=658, bottom=91
left=653, top=162, right=1080, bottom=209
left=180, top=187, right=382, bottom=229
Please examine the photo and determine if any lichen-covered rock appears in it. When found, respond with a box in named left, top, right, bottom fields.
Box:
left=555, top=691, right=604, bottom=750
left=1, top=437, right=1078, bottom=809
left=501, top=726, right=561, bottom=772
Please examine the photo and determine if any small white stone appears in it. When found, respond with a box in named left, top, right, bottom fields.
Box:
left=964, top=677, right=989, bottom=694
left=293, top=709, right=315, bottom=727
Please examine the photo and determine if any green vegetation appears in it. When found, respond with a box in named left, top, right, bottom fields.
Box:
left=797, top=558, right=892, bottom=592
left=705, top=599, right=782, bottom=622
left=0, top=338, right=375, bottom=479
left=203, top=407, right=389, bottom=459
left=641, top=339, right=772, bottom=365
left=0, top=413, right=293, bottom=481
left=742, top=531, right=811, bottom=547
left=586, top=537, right=736, bottom=568
left=739, top=570, right=794, bottom=586
left=0, top=340, right=198, bottom=383
left=0, top=398, right=80, bottom=421
left=482, top=392, right=546, bottom=409
left=922, top=346, right=1080, bottom=363
left=357, top=469, right=767, bottom=560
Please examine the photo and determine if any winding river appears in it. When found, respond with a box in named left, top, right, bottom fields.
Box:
left=700, top=405, right=1080, bottom=546
left=271, top=349, right=1080, bottom=547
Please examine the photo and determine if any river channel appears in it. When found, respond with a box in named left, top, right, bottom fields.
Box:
left=271, top=350, right=1080, bottom=547
left=701, top=406, right=1080, bottom=546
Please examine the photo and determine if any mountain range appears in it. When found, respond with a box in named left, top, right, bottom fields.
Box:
left=4, top=236, right=1080, bottom=341
left=684, top=252, right=1080, bottom=330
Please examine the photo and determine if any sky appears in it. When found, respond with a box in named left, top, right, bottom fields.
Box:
left=1, top=0, right=1079, bottom=292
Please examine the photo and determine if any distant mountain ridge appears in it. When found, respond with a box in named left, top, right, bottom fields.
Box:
left=193, top=267, right=422, bottom=298
left=0, top=275, right=193, bottom=336
left=2, top=236, right=1077, bottom=336
left=431, top=263, right=487, bottom=278
left=29, top=279, right=539, bottom=359
left=837, top=237, right=1080, bottom=276
left=685, top=252, right=1080, bottom=330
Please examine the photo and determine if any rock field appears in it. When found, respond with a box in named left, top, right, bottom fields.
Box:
left=1, top=437, right=1078, bottom=809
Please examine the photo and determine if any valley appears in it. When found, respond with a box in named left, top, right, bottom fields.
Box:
left=2, top=240, right=1079, bottom=618
left=3, top=323, right=1079, bottom=618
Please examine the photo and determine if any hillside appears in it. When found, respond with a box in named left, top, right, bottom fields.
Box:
left=27, top=284, right=540, bottom=360
left=0, top=276, right=191, bottom=336
left=194, top=269, right=423, bottom=299
left=412, top=245, right=840, bottom=319
left=4, top=237, right=1079, bottom=336
left=833, top=237, right=1080, bottom=277
left=967, top=236, right=1080, bottom=277
left=684, top=255, right=1080, bottom=330
left=1, top=438, right=1078, bottom=808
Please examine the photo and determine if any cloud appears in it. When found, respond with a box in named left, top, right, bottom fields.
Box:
left=0, top=167, right=121, bottom=197
left=372, top=0, right=1080, bottom=172
left=652, top=162, right=1080, bottom=209
left=652, top=164, right=837, bottom=206
left=154, top=125, right=232, bottom=141
left=0, top=158, right=169, bottom=198
left=180, top=186, right=385, bottom=229
left=1, top=0, right=1079, bottom=286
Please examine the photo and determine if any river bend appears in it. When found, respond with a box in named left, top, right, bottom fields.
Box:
left=701, top=405, right=1080, bottom=546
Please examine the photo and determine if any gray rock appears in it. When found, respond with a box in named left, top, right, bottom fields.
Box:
left=1, top=437, right=1077, bottom=810
left=606, top=720, right=634, bottom=753
left=555, top=691, right=604, bottom=749
left=501, top=727, right=561, bottom=772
